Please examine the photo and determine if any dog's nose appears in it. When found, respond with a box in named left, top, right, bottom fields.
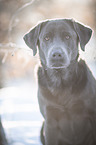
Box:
left=51, top=49, right=63, bottom=60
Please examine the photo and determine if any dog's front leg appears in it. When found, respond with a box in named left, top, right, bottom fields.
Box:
left=44, top=120, right=58, bottom=145
left=44, top=106, right=59, bottom=145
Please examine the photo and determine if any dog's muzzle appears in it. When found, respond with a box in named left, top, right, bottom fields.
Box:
left=47, top=47, right=70, bottom=69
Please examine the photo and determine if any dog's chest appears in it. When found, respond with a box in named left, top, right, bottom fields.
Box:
left=45, top=101, right=92, bottom=144
left=38, top=66, right=85, bottom=110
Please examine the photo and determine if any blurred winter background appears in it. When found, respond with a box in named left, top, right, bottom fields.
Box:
left=0, top=0, right=96, bottom=145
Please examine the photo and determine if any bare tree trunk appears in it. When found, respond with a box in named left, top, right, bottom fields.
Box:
left=0, top=118, right=8, bottom=145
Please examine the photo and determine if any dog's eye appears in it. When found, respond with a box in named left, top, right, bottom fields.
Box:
left=44, top=36, right=50, bottom=41
left=65, top=35, right=70, bottom=40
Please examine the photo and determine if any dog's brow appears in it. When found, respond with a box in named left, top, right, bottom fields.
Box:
left=44, top=32, right=53, bottom=36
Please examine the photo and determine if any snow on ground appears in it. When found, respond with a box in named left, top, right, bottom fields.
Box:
left=0, top=79, right=43, bottom=145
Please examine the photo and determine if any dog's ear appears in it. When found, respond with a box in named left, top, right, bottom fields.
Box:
left=73, top=21, right=92, bottom=51
left=23, top=23, right=42, bottom=56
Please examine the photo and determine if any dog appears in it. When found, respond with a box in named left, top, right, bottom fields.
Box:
left=23, top=19, right=96, bottom=145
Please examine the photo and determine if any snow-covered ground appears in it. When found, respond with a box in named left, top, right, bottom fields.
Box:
left=0, top=79, right=43, bottom=145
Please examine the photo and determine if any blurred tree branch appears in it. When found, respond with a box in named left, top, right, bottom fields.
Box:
left=0, top=42, right=32, bottom=63
left=8, top=0, right=35, bottom=42
left=0, top=0, right=35, bottom=63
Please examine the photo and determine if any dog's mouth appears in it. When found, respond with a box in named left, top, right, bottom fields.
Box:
left=47, top=62, right=70, bottom=69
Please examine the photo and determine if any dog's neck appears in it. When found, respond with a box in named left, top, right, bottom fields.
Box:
left=44, top=60, right=78, bottom=85
left=38, top=59, right=87, bottom=96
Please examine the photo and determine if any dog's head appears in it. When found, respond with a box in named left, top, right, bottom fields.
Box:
left=23, top=19, right=92, bottom=69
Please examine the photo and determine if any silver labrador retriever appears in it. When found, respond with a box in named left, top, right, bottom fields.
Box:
left=23, top=19, right=96, bottom=145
